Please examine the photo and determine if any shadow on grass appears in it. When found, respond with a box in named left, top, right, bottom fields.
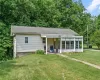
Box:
left=0, top=60, right=28, bottom=76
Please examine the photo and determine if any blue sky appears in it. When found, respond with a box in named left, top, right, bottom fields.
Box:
left=82, top=0, right=100, bottom=16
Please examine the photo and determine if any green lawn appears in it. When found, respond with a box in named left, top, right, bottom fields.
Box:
left=63, top=50, right=100, bottom=66
left=84, top=44, right=98, bottom=49
left=0, top=53, right=100, bottom=80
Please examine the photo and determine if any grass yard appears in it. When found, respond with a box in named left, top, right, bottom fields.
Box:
left=84, top=44, right=98, bottom=49
left=0, top=53, right=100, bottom=80
left=63, top=50, right=100, bottom=66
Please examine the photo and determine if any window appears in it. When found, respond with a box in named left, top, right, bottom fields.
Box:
left=75, top=41, right=78, bottom=49
left=71, top=41, right=74, bottom=49
left=79, top=41, right=82, bottom=49
left=42, top=38, right=46, bottom=43
left=62, top=41, right=65, bottom=49
left=66, top=41, right=70, bottom=49
left=66, top=41, right=74, bottom=49
left=25, top=37, right=28, bottom=43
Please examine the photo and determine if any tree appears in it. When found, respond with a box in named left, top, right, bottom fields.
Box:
left=95, top=15, right=100, bottom=29
left=91, top=30, right=100, bottom=49
left=0, top=22, right=12, bottom=60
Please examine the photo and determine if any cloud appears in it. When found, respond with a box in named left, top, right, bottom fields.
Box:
left=87, top=0, right=100, bottom=12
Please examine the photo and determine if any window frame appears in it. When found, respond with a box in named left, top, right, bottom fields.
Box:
left=71, top=41, right=74, bottom=49
left=66, top=41, right=70, bottom=49
left=62, top=41, right=65, bottom=49
left=75, top=41, right=78, bottom=49
left=25, top=37, right=28, bottom=43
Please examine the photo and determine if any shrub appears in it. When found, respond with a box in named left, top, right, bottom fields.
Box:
left=35, top=50, right=44, bottom=54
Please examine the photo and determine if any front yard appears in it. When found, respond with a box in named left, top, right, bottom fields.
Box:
left=0, top=52, right=100, bottom=80
left=63, top=50, right=100, bottom=66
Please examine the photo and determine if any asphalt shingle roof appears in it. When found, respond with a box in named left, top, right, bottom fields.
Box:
left=11, top=26, right=78, bottom=36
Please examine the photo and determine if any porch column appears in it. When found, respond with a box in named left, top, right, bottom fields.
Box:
left=46, top=37, right=47, bottom=54
left=74, top=37, right=76, bottom=52
left=69, top=40, right=71, bottom=49
left=13, top=37, right=16, bottom=58
left=78, top=40, right=79, bottom=49
left=60, top=37, right=62, bottom=53
left=82, top=37, right=83, bottom=52
left=65, top=38, right=66, bottom=50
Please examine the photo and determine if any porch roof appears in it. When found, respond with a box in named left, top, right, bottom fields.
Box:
left=41, top=34, right=83, bottom=38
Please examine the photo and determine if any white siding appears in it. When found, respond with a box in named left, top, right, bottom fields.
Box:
left=13, top=37, right=17, bottom=58
left=16, top=35, right=44, bottom=52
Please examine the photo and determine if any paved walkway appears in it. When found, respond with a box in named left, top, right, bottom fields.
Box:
left=58, top=54, right=100, bottom=70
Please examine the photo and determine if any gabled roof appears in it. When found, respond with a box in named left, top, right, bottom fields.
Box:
left=11, top=26, right=78, bottom=36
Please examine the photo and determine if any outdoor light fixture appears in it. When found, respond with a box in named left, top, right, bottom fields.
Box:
left=54, top=38, right=56, bottom=41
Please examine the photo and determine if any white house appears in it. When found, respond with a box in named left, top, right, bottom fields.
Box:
left=11, top=26, right=83, bottom=58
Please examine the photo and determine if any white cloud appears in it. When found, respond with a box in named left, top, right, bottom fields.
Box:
left=87, top=0, right=100, bottom=12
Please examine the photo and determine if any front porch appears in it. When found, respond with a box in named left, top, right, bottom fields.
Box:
left=41, top=34, right=83, bottom=54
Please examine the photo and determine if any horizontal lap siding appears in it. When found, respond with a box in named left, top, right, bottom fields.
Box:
left=16, top=35, right=44, bottom=52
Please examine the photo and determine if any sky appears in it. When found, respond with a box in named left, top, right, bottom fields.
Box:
left=82, top=0, right=100, bottom=16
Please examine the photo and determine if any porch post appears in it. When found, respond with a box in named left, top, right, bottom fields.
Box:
left=74, top=37, right=76, bottom=52
left=69, top=40, right=71, bottom=49
left=65, top=38, right=66, bottom=50
left=82, top=37, right=83, bottom=52
left=13, top=37, right=16, bottom=58
left=46, top=37, right=47, bottom=54
left=78, top=40, right=79, bottom=49
left=60, top=37, right=62, bottom=53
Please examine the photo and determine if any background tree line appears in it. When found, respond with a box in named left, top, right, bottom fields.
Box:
left=0, top=0, right=99, bottom=60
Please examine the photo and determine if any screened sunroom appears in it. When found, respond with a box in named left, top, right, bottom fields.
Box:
left=60, top=36, right=83, bottom=53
